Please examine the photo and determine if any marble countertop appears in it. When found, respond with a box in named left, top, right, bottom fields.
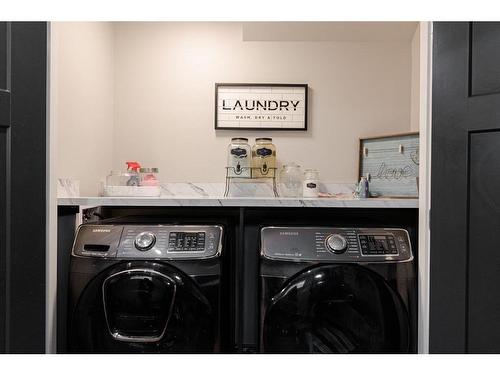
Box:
left=57, top=196, right=418, bottom=208
left=57, top=181, right=418, bottom=208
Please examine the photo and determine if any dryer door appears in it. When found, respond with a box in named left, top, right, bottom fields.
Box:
left=70, top=261, right=216, bottom=353
left=263, top=264, right=410, bottom=353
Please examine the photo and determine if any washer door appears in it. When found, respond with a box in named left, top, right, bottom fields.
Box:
left=102, top=268, right=176, bottom=343
left=71, top=261, right=216, bottom=353
left=263, top=264, right=410, bottom=353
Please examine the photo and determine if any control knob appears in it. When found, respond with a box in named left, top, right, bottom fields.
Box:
left=326, top=234, right=348, bottom=254
left=134, top=232, right=156, bottom=251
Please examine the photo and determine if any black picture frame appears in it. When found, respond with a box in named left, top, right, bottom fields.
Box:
left=214, top=83, right=308, bottom=131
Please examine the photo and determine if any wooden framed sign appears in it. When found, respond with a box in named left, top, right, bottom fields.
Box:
left=215, top=83, right=308, bottom=130
left=359, top=132, right=419, bottom=197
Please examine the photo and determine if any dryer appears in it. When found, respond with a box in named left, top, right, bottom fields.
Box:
left=259, top=226, right=416, bottom=353
left=68, top=223, right=225, bottom=353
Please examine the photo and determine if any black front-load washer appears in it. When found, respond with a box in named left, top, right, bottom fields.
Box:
left=68, top=223, right=224, bottom=353
left=259, top=226, right=416, bottom=353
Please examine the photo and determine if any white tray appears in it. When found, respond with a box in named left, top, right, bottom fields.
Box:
left=103, top=185, right=161, bottom=197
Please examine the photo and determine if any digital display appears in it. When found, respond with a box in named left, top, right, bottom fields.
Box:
left=168, top=232, right=205, bottom=251
left=371, top=236, right=388, bottom=250
left=359, top=234, right=397, bottom=255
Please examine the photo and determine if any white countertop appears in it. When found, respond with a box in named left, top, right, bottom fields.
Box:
left=57, top=181, right=418, bottom=208
left=57, top=196, right=418, bottom=208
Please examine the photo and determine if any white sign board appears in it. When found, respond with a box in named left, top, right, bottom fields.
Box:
left=215, top=84, right=308, bottom=130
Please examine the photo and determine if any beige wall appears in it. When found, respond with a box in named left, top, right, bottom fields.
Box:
left=55, top=22, right=115, bottom=196
left=113, top=22, right=414, bottom=184
left=55, top=22, right=418, bottom=194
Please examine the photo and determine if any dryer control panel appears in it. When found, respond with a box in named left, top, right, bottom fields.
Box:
left=260, top=227, right=412, bottom=263
left=72, top=224, right=223, bottom=259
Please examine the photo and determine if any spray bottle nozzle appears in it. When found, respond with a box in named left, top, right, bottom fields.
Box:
left=126, top=161, right=141, bottom=172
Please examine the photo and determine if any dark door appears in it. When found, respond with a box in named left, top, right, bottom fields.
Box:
left=0, top=22, right=47, bottom=353
left=263, top=265, right=410, bottom=353
left=70, top=262, right=216, bottom=353
left=431, top=22, right=500, bottom=353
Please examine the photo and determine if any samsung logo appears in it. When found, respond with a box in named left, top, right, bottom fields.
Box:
left=279, top=231, right=299, bottom=236
left=92, top=229, right=111, bottom=233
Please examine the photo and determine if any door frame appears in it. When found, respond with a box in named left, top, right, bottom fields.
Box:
left=417, top=21, right=433, bottom=355
left=46, top=22, right=57, bottom=354
left=44, top=21, right=436, bottom=354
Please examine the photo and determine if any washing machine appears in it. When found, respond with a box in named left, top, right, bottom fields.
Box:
left=259, top=226, right=417, bottom=353
left=68, top=222, right=225, bottom=353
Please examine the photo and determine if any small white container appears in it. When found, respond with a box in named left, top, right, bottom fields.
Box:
left=303, top=169, right=320, bottom=198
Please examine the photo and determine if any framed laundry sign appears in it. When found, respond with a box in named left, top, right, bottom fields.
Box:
left=359, top=132, right=419, bottom=197
left=215, top=83, right=308, bottom=130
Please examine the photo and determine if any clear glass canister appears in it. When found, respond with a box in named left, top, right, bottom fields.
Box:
left=252, top=138, right=276, bottom=178
left=227, top=138, right=251, bottom=178
left=278, top=162, right=303, bottom=197
left=303, top=169, right=320, bottom=197
left=139, top=168, right=160, bottom=186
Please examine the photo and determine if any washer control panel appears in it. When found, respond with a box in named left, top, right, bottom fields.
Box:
left=73, top=224, right=223, bottom=259
left=168, top=232, right=206, bottom=252
left=261, top=226, right=412, bottom=263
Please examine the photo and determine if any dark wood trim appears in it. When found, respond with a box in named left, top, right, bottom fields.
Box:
left=467, top=22, right=500, bottom=98
left=467, top=22, right=474, bottom=98
left=430, top=22, right=470, bottom=353
left=214, top=83, right=308, bottom=131
left=0, top=22, right=11, bottom=354
left=6, top=22, right=47, bottom=353
left=429, top=21, right=500, bottom=353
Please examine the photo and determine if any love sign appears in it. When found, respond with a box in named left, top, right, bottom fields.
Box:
left=359, top=132, right=419, bottom=197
